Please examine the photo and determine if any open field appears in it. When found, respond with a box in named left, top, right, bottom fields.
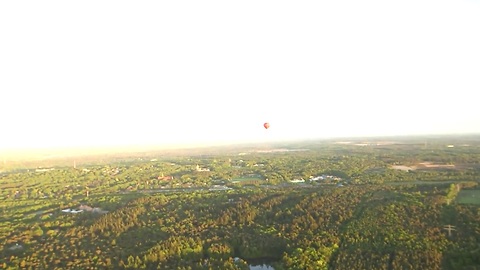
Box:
left=456, top=189, right=480, bottom=205
left=391, top=162, right=459, bottom=172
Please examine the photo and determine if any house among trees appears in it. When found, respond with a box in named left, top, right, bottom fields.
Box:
left=158, top=174, right=174, bottom=181
left=35, top=168, right=55, bottom=173
left=79, top=205, right=93, bottom=211
left=79, top=205, right=109, bottom=214
left=8, top=243, right=23, bottom=251
left=310, top=175, right=343, bottom=181
left=195, top=165, right=210, bottom=172
left=61, top=208, right=83, bottom=214
left=290, top=178, right=305, bottom=183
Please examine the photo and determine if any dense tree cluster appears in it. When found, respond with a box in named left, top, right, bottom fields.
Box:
left=1, top=184, right=479, bottom=269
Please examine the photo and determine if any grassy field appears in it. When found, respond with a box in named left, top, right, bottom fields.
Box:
left=456, top=189, right=480, bottom=205
left=231, top=175, right=265, bottom=185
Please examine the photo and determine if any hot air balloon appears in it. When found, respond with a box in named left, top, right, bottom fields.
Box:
left=263, top=122, right=270, bottom=129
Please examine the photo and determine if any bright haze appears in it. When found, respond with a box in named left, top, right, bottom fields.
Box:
left=1, top=0, right=479, bottom=151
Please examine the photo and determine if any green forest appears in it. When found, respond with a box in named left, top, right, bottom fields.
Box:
left=1, top=137, right=479, bottom=269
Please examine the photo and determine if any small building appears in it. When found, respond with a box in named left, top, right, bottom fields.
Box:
left=79, top=205, right=93, bottom=211
left=158, top=174, right=174, bottom=181
left=62, top=208, right=84, bottom=214
left=290, top=179, right=305, bottom=183
left=36, top=168, right=55, bottom=173
left=196, top=165, right=210, bottom=172
left=310, top=176, right=323, bottom=181
left=9, top=243, right=23, bottom=251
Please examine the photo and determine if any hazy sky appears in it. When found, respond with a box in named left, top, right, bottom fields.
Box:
left=1, top=0, right=479, bottom=150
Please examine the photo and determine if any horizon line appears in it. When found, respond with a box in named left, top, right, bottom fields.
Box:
left=2, top=132, right=479, bottom=153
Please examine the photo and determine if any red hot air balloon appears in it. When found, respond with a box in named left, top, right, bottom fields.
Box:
left=263, top=122, right=270, bottom=129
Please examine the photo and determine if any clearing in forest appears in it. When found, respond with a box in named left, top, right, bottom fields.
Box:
left=456, top=189, right=480, bottom=205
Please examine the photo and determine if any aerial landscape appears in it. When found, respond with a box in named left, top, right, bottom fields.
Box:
left=1, top=0, right=480, bottom=269
left=1, top=136, right=480, bottom=269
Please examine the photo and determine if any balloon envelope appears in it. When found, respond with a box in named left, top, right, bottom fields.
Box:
left=263, top=122, right=270, bottom=129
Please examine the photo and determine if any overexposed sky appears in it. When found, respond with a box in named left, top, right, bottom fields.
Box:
left=1, top=0, right=479, bottom=150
